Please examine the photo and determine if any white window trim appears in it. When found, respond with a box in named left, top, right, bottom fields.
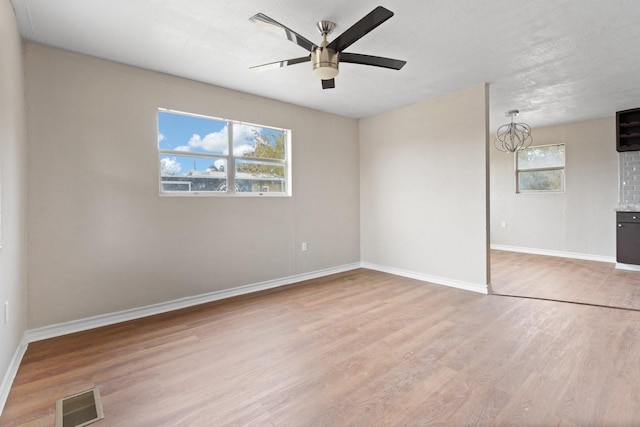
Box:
left=158, top=108, right=292, bottom=197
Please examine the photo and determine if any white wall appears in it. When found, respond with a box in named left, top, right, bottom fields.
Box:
left=25, top=44, right=360, bottom=328
left=360, top=84, right=490, bottom=290
left=0, top=0, right=28, bottom=409
left=490, top=117, right=618, bottom=257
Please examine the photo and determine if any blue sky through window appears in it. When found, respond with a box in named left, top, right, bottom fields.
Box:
left=158, top=110, right=227, bottom=154
left=158, top=110, right=285, bottom=159
left=158, top=109, right=288, bottom=182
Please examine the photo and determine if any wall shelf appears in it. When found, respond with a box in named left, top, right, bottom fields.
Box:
left=617, top=108, right=640, bottom=152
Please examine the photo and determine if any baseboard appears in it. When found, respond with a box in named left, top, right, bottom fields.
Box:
left=615, top=263, right=640, bottom=272
left=0, top=334, right=28, bottom=418
left=4, top=264, right=361, bottom=416
left=25, top=262, right=361, bottom=343
left=490, top=244, right=616, bottom=264
left=3, top=259, right=481, bottom=414
left=361, top=262, right=489, bottom=294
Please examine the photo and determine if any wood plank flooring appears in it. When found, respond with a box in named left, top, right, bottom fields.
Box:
left=491, top=249, right=640, bottom=310
left=3, top=268, right=640, bottom=426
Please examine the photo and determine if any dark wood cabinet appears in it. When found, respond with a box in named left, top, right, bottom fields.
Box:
left=617, top=108, right=640, bottom=152
left=617, top=211, right=640, bottom=264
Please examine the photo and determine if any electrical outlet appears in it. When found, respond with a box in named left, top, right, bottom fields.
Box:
left=4, top=301, right=8, bottom=324
left=501, top=221, right=507, bottom=228
left=301, top=242, right=308, bottom=252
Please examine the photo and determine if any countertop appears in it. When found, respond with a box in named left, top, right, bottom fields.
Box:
left=617, top=205, right=640, bottom=212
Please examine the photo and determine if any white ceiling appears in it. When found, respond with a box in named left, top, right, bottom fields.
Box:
left=10, top=0, right=640, bottom=129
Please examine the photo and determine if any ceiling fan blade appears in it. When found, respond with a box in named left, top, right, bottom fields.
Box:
left=322, top=79, right=335, bottom=89
left=250, top=13, right=317, bottom=52
left=327, top=6, right=394, bottom=52
left=340, top=52, right=406, bottom=70
left=250, top=55, right=311, bottom=72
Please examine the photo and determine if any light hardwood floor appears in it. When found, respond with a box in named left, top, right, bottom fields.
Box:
left=491, top=249, right=640, bottom=310
left=2, top=268, right=640, bottom=426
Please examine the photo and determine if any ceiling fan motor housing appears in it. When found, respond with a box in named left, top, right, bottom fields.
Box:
left=312, top=42, right=339, bottom=79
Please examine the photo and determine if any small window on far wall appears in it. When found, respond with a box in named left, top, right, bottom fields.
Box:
left=157, top=109, right=291, bottom=196
left=516, top=143, right=565, bottom=193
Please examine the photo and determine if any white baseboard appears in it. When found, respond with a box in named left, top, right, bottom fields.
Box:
left=1, top=263, right=358, bottom=417
left=25, top=263, right=361, bottom=343
left=361, top=262, right=489, bottom=294
left=0, top=334, right=28, bottom=418
left=490, top=244, right=616, bottom=264
left=3, top=260, right=481, bottom=416
left=615, top=263, right=640, bottom=272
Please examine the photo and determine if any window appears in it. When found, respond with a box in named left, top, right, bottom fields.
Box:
left=157, top=109, right=291, bottom=196
left=516, top=144, right=565, bottom=193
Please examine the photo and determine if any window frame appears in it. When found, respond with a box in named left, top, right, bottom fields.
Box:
left=515, top=143, right=565, bottom=194
left=157, top=108, right=291, bottom=197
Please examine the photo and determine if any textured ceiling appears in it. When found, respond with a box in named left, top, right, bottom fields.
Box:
left=10, top=0, right=640, bottom=129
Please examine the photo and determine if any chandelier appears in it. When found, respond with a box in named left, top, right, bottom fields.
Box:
left=494, top=110, right=533, bottom=152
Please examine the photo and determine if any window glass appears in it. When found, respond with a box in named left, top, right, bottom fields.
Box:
left=158, top=111, right=228, bottom=155
left=158, top=109, right=290, bottom=196
left=518, top=169, right=565, bottom=192
left=516, top=144, right=565, bottom=193
left=235, top=160, right=286, bottom=193
left=233, top=123, right=286, bottom=160
left=517, top=144, right=565, bottom=169
left=160, top=155, right=226, bottom=193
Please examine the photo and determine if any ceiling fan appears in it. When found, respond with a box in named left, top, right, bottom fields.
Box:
left=249, top=6, right=406, bottom=89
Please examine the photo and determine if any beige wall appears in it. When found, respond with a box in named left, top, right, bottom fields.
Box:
left=0, top=0, right=28, bottom=399
left=25, top=43, right=360, bottom=328
left=490, top=117, right=618, bottom=257
left=359, top=84, right=490, bottom=289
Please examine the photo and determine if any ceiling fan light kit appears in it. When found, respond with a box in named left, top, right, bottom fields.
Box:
left=312, top=47, right=339, bottom=79
left=249, top=6, right=406, bottom=89
left=312, top=21, right=339, bottom=80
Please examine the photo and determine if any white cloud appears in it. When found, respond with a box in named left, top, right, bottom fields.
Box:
left=188, top=128, right=228, bottom=153
left=160, top=157, right=181, bottom=175
left=233, top=143, right=254, bottom=156
left=233, top=125, right=262, bottom=152
left=213, top=159, right=225, bottom=170
left=158, top=133, right=165, bottom=143
left=175, top=145, right=191, bottom=152
left=186, top=125, right=263, bottom=155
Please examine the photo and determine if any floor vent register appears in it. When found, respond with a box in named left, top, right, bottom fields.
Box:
left=55, top=387, right=104, bottom=427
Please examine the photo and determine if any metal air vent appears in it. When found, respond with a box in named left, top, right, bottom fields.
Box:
left=55, top=387, right=104, bottom=427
